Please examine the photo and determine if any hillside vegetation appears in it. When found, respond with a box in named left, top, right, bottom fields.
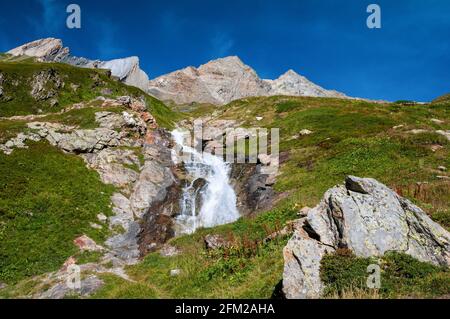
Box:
left=0, top=58, right=178, bottom=286
left=89, top=95, right=450, bottom=299
left=0, top=57, right=449, bottom=298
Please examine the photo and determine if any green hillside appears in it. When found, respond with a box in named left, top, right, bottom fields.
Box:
left=0, top=58, right=449, bottom=298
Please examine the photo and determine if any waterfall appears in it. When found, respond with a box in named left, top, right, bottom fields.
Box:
left=171, top=129, right=240, bottom=235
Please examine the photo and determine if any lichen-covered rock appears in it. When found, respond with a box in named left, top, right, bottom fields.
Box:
left=283, top=225, right=334, bottom=299
left=282, top=176, right=450, bottom=299
left=82, top=148, right=140, bottom=188
left=7, top=38, right=69, bottom=62
left=31, top=69, right=64, bottom=101
left=130, top=161, right=174, bottom=218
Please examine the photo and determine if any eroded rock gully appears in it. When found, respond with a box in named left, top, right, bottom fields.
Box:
left=1, top=103, right=281, bottom=298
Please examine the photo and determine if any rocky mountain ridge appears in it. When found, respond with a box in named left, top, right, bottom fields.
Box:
left=149, top=56, right=349, bottom=105
left=7, top=39, right=349, bottom=105
left=7, top=38, right=149, bottom=91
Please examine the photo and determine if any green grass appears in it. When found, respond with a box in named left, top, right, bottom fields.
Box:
left=320, top=250, right=450, bottom=298
left=90, top=94, right=450, bottom=299
left=1, top=92, right=449, bottom=298
left=0, top=119, right=27, bottom=143
left=215, top=96, right=450, bottom=222
left=432, top=93, right=450, bottom=105
left=0, top=60, right=178, bottom=129
left=92, top=205, right=297, bottom=299
left=0, top=141, right=115, bottom=284
left=40, top=106, right=124, bottom=129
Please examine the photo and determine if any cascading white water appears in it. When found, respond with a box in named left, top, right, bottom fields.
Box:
left=171, top=129, right=240, bottom=235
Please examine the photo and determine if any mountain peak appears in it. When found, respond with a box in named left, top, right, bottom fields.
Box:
left=6, top=38, right=149, bottom=91
left=7, top=38, right=68, bottom=62
left=282, top=69, right=301, bottom=77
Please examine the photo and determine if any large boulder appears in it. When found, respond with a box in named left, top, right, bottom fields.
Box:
left=282, top=176, right=450, bottom=299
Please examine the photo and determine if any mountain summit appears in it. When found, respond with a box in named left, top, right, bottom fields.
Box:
left=149, top=57, right=348, bottom=105
left=7, top=39, right=348, bottom=105
left=7, top=38, right=149, bottom=91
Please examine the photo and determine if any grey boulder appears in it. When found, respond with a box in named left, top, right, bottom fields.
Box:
left=282, top=176, right=450, bottom=299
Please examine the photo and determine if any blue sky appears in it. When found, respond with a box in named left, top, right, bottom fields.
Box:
left=0, top=0, right=449, bottom=101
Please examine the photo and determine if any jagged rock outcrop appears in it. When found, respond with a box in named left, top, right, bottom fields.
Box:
left=98, top=57, right=149, bottom=91
left=282, top=176, right=450, bottom=299
left=149, top=56, right=270, bottom=105
left=30, top=69, right=64, bottom=101
left=7, top=38, right=69, bottom=62
left=7, top=38, right=149, bottom=91
left=148, top=56, right=348, bottom=105
left=8, top=39, right=350, bottom=104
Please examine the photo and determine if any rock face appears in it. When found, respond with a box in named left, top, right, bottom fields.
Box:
left=266, top=70, right=347, bottom=98
left=7, top=38, right=69, bottom=62
left=149, top=56, right=270, bottom=105
left=7, top=38, right=149, bottom=91
left=282, top=176, right=450, bottom=299
left=98, top=57, right=149, bottom=91
left=148, top=56, right=348, bottom=105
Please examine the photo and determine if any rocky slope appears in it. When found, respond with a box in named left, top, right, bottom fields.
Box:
left=148, top=56, right=348, bottom=105
left=7, top=38, right=149, bottom=91
left=282, top=176, right=450, bottom=299
left=8, top=39, right=350, bottom=105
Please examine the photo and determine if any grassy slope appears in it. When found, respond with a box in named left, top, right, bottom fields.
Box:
left=0, top=60, right=177, bottom=128
left=91, top=96, right=450, bottom=299
left=0, top=58, right=448, bottom=298
left=0, top=142, right=115, bottom=284
left=0, top=59, right=178, bottom=287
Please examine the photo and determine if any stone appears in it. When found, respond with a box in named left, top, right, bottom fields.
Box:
left=431, top=144, right=444, bottom=152
left=109, top=193, right=134, bottom=230
left=160, top=244, right=181, bottom=257
left=30, top=69, right=63, bottom=101
left=256, top=116, right=263, bottom=121
left=105, top=221, right=141, bottom=264
left=299, top=129, right=313, bottom=136
left=431, top=118, right=444, bottom=124
left=438, top=166, right=447, bottom=172
left=170, top=269, right=182, bottom=277
left=130, top=161, right=174, bottom=218
left=73, top=235, right=104, bottom=252
left=204, top=234, right=230, bottom=250
left=97, top=213, right=108, bottom=222
left=90, top=222, right=103, bottom=230
left=283, top=226, right=334, bottom=299
left=82, top=149, right=140, bottom=188
left=60, top=256, right=77, bottom=272
left=95, top=111, right=125, bottom=130
left=298, top=206, right=311, bottom=217
left=282, top=176, right=450, bottom=299
left=38, top=275, right=103, bottom=299
left=393, top=124, right=404, bottom=130
left=436, top=130, right=450, bottom=141
left=409, top=129, right=429, bottom=134
left=122, top=111, right=147, bottom=135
